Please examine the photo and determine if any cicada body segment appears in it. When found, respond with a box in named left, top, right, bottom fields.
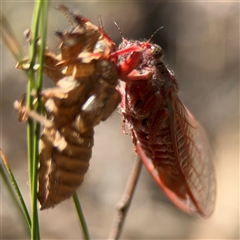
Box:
left=117, top=40, right=216, bottom=217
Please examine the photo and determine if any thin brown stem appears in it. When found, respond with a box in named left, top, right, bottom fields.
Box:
left=108, top=157, right=142, bottom=240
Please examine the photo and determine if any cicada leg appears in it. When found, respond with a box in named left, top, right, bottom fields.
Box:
left=14, top=100, right=53, bottom=128
left=72, top=82, right=121, bottom=133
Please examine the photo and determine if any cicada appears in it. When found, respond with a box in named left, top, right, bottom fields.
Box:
left=15, top=6, right=121, bottom=209
left=117, top=37, right=216, bottom=217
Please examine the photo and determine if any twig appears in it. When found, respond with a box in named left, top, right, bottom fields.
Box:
left=108, top=156, right=142, bottom=240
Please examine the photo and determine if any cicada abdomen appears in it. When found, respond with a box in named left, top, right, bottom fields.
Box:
left=117, top=39, right=216, bottom=217
left=37, top=126, right=94, bottom=209
left=15, top=6, right=120, bottom=209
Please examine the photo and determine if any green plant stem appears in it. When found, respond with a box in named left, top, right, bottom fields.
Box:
left=30, top=121, right=40, bottom=240
left=26, top=81, right=34, bottom=187
left=0, top=11, right=32, bottom=235
left=27, top=1, right=48, bottom=240
left=37, top=1, right=48, bottom=90
left=0, top=152, right=31, bottom=234
left=27, top=6, right=39, bottom=237
left=73, top=193, right=90, bottom=240
left=1, top=0, right=48, bottom=239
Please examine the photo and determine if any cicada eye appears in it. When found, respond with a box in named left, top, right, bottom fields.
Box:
left=151, top=44, right=162, bottom=58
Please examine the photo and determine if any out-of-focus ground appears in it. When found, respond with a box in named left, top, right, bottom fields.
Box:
left=1, top=1, right=239, bottom=239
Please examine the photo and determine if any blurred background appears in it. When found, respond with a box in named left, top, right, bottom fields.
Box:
left=1, top=1, right=239, bottom=239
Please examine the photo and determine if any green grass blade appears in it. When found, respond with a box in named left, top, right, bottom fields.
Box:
left=0, top=150, right=31, bottom=234
left=73, top=193, right=90, bottom=240
left=27, top=2, right=41, bottom=239
left=0, top=12, right=24, bottom=62
left=28, top=1, right=48, bottom=239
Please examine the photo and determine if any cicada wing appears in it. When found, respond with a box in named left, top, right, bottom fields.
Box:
left=136, top=143, right=199, bottom=215
left=168, top=93, right=216, bottom=217
left=135, top=93, right=216, bottom=217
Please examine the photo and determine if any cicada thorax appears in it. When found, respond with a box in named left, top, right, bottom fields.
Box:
left=15, top=6, right=120, bottom=209
left=43, top=5, right=117, bottom=82
left=117, top=40, right=216, bottom=217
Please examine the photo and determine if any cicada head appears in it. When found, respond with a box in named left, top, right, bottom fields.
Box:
left=55, top=5, right=100, bottom=59
left=118, top=39, right=178, bottom=93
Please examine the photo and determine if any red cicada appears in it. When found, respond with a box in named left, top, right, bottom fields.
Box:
left=117, top=37, right=216, bottom=217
